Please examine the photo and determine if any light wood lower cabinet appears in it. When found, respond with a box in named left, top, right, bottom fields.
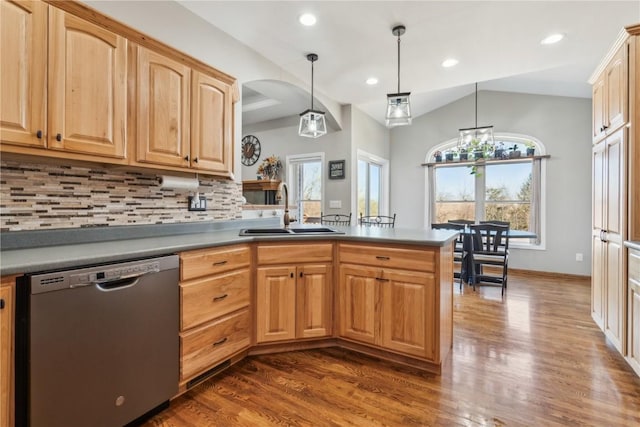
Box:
left=255, top=242, right=333, bottom=344
left=1, top=276, right=16, bottom=427
left=179, top=245, right=251, bottom=383
left=627, top=248, right=640, bottom=376
left=338, top=243, right=445, bottom=362
left=339, top=264, right=436, bottom=360
left=256, top=263, right=333, bottom=343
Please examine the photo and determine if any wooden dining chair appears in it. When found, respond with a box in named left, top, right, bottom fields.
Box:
left=431, top=223, right=466, bottom=289
left=448, top=219, right=474, bottom=225
left=359, top=213, right=396, bottom=228
left=320, top=212, right=352, bottom=226
left=468, top=223, right=510, bottom=295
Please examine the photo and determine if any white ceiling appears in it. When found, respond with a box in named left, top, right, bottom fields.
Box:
left=178, top=1, right=640, bottom=126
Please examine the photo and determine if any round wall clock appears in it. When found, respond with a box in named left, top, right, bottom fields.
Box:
left=241, top=135, right=261, bottom=166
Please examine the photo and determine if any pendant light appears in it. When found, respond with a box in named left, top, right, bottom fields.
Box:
left=299, top=53, right=327, bottom=138
left=385, top=25, right=412, bottom=127
left=458, top=82, right=494, bottom=148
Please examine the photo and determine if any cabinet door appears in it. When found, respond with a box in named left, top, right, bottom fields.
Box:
left=256, top=266, right=296, bottom=343
left=0, top=283, right=14, bottom=427
left=191, top=71, right=232, bottom=173
left=604, top=240, right=624, bottom=352
left=381, top=269, right=436, bottom=360
left=605, top=45, right=627, bottom=134
left=297, top=264, right=332, bottom=339
left=338, top=265, right=378, bottom=345
left=48, top=9, right=126, bottom=158
left=592, top=75, right=606, bottom=143
left=591, top=236, right=605, bottom=329
left=136, top=46, right=191, bottom=167
left=628, top=249, right=640, bottom=376
left=0, top=0, right=47, bottom=148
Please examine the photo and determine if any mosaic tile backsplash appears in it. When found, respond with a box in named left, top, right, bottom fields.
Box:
left=0, top=160, right=242, bottom=231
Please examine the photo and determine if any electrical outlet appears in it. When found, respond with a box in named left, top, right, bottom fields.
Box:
left=576, top=253, right=583, bottom=262
left=188, top=196, right=207, bottom=211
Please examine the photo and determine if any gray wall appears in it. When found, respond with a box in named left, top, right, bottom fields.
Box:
left=243, top=106, right=353, bottom=215
left=390, top=91, right=592, bottom=275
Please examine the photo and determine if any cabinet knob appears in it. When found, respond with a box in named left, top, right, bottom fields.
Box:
left=300, top=271, right=303, bottom=278
left=603, top=125, right=609, bottom=130
left=36, top=130, right=43, bottom=139
left=0, top=299, right=4, bottom=309
left=194, top=157, right=199, bottom=163
left=56, top=133, right=62, bottom=142
left=184, top=155, right=189, bottom=162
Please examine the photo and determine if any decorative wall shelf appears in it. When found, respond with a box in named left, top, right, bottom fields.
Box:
left=421, top=154, right=550, bottom=167
left=242, top=180, right=281, bottom=205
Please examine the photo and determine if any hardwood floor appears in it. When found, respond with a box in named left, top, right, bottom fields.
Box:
left=143, top=273, right=640, bottom=426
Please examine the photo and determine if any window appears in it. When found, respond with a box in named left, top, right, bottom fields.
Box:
left=287, top=153, right=323, bottom=224
left=357, top=150, right=389, bottom=217
left=427, top=135, right=545, bottom=247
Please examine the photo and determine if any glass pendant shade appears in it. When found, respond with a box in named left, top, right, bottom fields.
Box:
left=385, top=25, right=411, bottom=128
left=385, top=92, right=412, bottom=127
left=458, top=125, right=494, bottom=146
left=299, top=109, right=327, bottom=138
left=298, top=53, right=326, bottom=139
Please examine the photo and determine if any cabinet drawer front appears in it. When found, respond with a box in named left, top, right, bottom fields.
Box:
left=181, top=269, right=250, bottom=330
left=257, top=243, right=333, bottom=265
left=180, top=309, right=250, bottom=380
left=629, top=248, right=640, bottom=283
left=180, top=245, right=250, bottom=281
left=339, top=243, right=435, bottom=272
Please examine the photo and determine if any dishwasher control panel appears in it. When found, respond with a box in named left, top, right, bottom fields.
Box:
left=29, top=257, right=175, bottom=295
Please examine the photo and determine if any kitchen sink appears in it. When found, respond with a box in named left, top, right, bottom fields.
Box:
left=239, top=226, right=344, bottom=236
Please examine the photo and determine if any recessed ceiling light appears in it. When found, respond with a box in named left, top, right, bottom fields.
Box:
left=366, top=77, right=379, bottom=85
left=299, top=13, right=317, bottom=26
left=541, top=33, right=564, bottom=45
left=442, top=58, right=459, bottom=68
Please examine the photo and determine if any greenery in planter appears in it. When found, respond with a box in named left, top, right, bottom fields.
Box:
left=494, top=142, right=506, bottom=159
left=525, top=140, right=536, bottom=156
left=459, top=147, right=469, bottom=161
left=433, top=150, right=442, bottom=162
left=445, top=147, right=458, bottom=162
left=508, top=143, right=521, bottom=158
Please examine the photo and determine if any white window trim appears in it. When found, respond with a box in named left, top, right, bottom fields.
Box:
left=355, top=149, right=390, bottom=217
left=286, top=152, right=325, bottom=218
left=424, top=133, right=546, bottom=250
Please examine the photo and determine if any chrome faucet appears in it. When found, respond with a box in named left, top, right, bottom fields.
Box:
left=279, top=182, right=291, bottom=227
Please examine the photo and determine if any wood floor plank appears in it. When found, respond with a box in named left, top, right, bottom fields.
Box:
left=143, top=273, right=640, bottom=426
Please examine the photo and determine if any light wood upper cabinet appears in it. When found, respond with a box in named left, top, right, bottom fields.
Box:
left=135, top=46, right=191, bottom=168
left=1, top=3, right=127, bottom=158
left=592, top=44, right=628, bottom=143
left=191, top=71, right=233, bottom=173
left=48, top=8, right=127, bottom=158
left=0, top=0, right=47, bottom=148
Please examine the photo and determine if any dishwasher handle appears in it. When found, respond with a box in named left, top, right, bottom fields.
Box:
left=94, top=270, right=154, bottom=292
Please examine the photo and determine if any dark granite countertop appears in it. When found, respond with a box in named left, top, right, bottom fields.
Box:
left=0, top=220, right=458, bottom=276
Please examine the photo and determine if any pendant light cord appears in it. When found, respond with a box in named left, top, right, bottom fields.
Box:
left=311, top=59, right=314, bottom=110
left=397, top=33, right=401, bottom=93
left=475, top=82, right=478, bottom=128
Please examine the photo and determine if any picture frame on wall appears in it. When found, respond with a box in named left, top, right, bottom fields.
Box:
left=329, top=160, right=345, bottom=179
left=328, top=160, right=345, bottom=179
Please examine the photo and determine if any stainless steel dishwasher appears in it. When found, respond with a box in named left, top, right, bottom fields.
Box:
left=16, top=255, right=179, bottom=427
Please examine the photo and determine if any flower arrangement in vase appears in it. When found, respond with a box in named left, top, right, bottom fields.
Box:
left=257, top=155, right=282, bottom=180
